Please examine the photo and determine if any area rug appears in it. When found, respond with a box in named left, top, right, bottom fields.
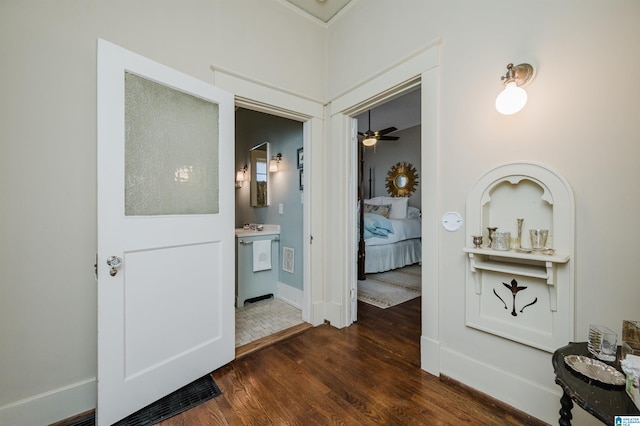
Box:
left=357, top=264, right=421, bottom=309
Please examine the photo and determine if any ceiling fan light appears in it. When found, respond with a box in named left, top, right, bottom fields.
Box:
left=362, top=137, right=377, bottom=147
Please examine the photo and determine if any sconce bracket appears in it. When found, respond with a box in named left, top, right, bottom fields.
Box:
left=501, top=63, right=534, bottom=87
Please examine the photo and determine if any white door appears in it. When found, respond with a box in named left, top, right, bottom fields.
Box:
left=96, top=39, right=235, bottom=426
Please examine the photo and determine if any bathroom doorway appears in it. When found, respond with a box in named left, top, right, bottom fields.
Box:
left=234, top=107, right=309, bottom=351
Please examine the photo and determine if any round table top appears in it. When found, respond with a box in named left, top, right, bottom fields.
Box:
left=552, top=342, right=639, bottom=424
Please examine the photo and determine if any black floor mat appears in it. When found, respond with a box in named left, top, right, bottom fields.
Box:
left=68, top=374, right=221, bottom=426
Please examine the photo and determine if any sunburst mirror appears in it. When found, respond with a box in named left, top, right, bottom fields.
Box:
left=385, top=162, right=419, bottom=197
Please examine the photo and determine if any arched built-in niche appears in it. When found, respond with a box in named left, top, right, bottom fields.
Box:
left=464, top=162, right=575, bottom=352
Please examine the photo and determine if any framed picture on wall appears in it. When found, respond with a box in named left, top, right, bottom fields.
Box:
left=299, top=169, right=304, bottom=191
left=283, top=247, right=294, bottom=273
left=297, top=148, right=303, bottom=169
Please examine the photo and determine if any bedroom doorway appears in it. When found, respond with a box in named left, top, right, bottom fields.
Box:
left=324, top=41, right=439, bottom=374
left=353, top=89, right=423, bottom=320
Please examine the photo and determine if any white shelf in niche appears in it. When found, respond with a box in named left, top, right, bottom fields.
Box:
left=463, top=247, right=569, bottom=264
left=464, top=162, right=575, bottom=353
left=463, top=247, right=570, bottom=311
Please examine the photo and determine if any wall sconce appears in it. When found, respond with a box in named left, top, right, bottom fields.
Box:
left=235, top=165, right=247, bottom=188
left=495, top=63, right=534, bottom=115
left=269, top=153, right=282, bottom=172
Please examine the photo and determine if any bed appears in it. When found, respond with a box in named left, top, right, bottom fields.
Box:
left=359, top=196, right=422, bottom=275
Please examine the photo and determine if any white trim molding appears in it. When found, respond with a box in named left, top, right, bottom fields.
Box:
left=0, top=378, right=96, bottom=426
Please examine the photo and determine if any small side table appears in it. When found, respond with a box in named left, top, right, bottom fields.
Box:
left=552, top=342, right=639, bottom=425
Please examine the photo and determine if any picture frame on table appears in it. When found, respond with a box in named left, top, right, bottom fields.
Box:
left=297, top=148, right=303, bottom=169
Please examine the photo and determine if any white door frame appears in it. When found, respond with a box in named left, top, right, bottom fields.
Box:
left=327, top=41, right=442, bottom=375
left=212, top=69, right=325, bottom=326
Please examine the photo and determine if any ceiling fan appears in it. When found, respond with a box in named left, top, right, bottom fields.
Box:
left=359, top=110, right=399, bottom=146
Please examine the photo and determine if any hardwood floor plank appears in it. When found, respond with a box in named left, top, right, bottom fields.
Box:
left=235, top=322, right=312, bottom=359
left=158, top=297, right=547, bottom=426
left=56, top=295, right=545, bottom=426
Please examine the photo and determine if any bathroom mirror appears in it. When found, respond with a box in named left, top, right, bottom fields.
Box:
left=385, top=161, right=419, bottom=197
left=250, top=142, right=269, bottom=207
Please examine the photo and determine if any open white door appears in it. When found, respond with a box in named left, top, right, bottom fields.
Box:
left=96, top=39, right=234, bottom=426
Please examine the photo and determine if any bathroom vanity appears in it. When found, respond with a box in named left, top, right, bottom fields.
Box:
left=235, top=225, right=280, bottom=308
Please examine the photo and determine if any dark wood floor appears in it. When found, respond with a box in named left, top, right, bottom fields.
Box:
left=157, top=297, right=546, bottom=425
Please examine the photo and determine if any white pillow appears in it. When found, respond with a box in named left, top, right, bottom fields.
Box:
left=364, top=197, right=383, bottom=205
left=407, top=206, right=421, bottom=218
left=381, top=196, right=408, bottom=219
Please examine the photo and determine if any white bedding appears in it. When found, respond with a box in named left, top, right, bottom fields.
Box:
left=365, top=217, right=421, bottom=246
left=365, top=239, right=422, bottom=273
left=363, top=216, right=422, bottom=273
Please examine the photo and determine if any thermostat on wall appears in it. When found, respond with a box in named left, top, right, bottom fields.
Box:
left=441, top=211, right=463, bottom=232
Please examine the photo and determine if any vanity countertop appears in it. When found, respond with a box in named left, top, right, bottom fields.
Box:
left=235, top=224, right=280, bottom=237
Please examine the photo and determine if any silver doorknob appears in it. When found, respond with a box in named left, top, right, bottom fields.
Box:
left=106, top=256, right=123, bottom=276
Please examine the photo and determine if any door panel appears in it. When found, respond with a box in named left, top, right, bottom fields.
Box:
left=97, top=39, right=234, bottom=426
left=123, top=242, right=223, bottom=379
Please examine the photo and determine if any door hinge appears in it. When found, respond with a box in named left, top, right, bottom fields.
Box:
left=94, top=253, right=98, bottom=280
left=310, top=235, right=313, bottom=244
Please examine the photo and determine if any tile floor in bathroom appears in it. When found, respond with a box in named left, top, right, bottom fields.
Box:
left=235, top=297, right=304, bottom=347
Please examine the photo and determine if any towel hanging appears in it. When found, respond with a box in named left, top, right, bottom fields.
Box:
left=252, top=239, right=272, bottom=272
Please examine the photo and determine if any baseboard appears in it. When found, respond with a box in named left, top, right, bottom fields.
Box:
left=324, top=301, right=345, bottom=328
left=440, top=347, right=561, bottom=425
left=276, top=282, right=302, bottom=309
left=0, top=378, right=96, bottom=426
left=439, top=375, right=548, bottom=426
left=420, top=335, right=441, bottom=376
left=310, top=300, right=325, bottom=326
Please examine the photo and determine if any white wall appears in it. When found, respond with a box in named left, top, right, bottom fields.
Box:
left=328, top=1, right=640, bottom=424
left=0, top=1, right=324, bottom=424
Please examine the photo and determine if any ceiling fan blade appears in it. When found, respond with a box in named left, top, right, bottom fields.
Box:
left=379, top=136, right=400, bottom=141
left=374, top=126, right=398, bottom=136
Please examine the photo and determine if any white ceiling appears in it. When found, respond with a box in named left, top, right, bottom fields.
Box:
left=284, top=0, right=353, bottom=23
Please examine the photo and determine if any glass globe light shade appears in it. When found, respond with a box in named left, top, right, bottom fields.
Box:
left=362, top=137, right=377, bottom=147
left=495, top=82, right=528, bottom=115
left=269, top=158, right=279, bottom=172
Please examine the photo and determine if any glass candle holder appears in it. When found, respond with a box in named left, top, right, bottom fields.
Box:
left=588, top=325, right=618, bottom=362
left=529, top=229, right=549, bottom=251
left=493, top=232, right=511, bottom=251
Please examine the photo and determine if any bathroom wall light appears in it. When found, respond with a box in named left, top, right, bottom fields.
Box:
left=235, top=165, right=247, bottom=188
left=269, top=153, right=282, bottom=172
left=495, top=63, right=534, bottom=115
